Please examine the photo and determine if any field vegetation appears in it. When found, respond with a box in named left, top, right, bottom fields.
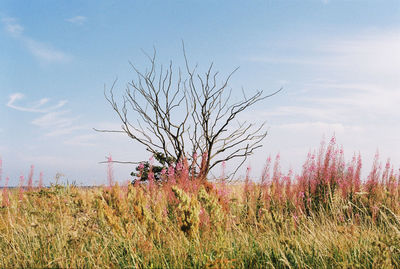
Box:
left=0, top=137, right=400, bottom=268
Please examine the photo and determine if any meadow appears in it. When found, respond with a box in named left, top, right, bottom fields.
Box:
left=0, top=138, right=399, bottom=268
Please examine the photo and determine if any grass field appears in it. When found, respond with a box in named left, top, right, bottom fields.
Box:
left=0, top=139, right=399, bottom=268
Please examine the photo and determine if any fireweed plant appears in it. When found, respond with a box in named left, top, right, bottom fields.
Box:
left=0, top=137, right=399, bottom=268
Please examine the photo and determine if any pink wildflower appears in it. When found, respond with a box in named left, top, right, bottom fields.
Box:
left=261, top=155, right=272, bottom=187
left=161, top=168, right=167, bottom=180
left=176, top=159, right=183, bottom=172
left=19, top=175, right=24, bottom=200
left=191, top=152, right=198, bottom=180
left=107, top=155, right=114, bottom=188
left=27, top=165, right=34, bottom=191
left=38, top=172, right=43, bottom=189
left=220, top=161, right=226, bottom=180
left=168, top=164, right=175, bottom=184
left=2, top=177, right=9, bottom=207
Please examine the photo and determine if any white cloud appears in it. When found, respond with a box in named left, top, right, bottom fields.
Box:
left=244, top=28, right=400, bottom=177
left=31, top=111, right=76, bottom=128
left=2, top=17, right=24, bottom=36
left=261, top=105, right=337, bottom=119
left=45, top=126, right=87, bottom=137
left=277, top=83, right=400, bottom=127
left=247, top=29, right=400, bottom=83
left=304, top=85, right=400, bottom=116
left=64, top=134, right=97, bottom=146
left=245, top=56, right=327, bottom=66
left=24, top=38, right=71, bottom=63
left=66, top=16, right=87, bottom=25
left=30, top=111, right=89, bottom=138
left=320, top=31, right=400, bottom=81
left=251, top=29, right=400, bottom=122
left=274, top=122, right=344, bottom=132
left=2, top=16, right=71, bottom=63
left=6, top=93, right=86, bottom=138
left=7, top=93, right=67, bottom=113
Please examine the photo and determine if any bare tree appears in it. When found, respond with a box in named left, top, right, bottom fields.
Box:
left=95, top=46, right=281, bottom=179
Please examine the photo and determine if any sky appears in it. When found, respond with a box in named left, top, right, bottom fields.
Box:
left=1, top=0, right=399, bottom=186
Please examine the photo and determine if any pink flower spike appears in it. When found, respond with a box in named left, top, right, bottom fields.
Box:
left=246, top=165, right=251, bottom=180
left=330, top=135, right=336, bottom=145
left=191, top=153, right=198, bottom=180
left=176, top=159, right=183, bottom=171
left=168, top=164, right=175, bottom=184
left=220, top=161, right=226, bottom=180
left=261, top=155, right=272, bottom=186
left=272, top=153, right=281, bottom=185
left=19, top=175, right=25, bottom=201
left=2, top=177, right=9, bottom=207
left=39, top=172, right=43, bottom=189
left=107, top=155, right=114, bottom=188
left=27, top=165, right=34, bottom=191
left=147, top=170, right=155, bottom=192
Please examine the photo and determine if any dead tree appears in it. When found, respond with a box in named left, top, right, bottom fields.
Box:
left=95, top=46, right=281, bottom=178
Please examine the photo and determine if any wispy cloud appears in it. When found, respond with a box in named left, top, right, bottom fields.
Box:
left=45, top=126, right=87, bottom=137
left=31, top=111, right=77, bottom=128
left=247, top=29, right=400, bottom=81
left=272, top=122, right=363, bottom=134
left=303, top=84, right=400, bottom=117
left=31, top=111, right=87, bottom=138
left=2, top=17, right=23, bottom=36
left=7, top=93, right=67, bottom=113
left=321, top=31, right=400, bottom=81
left=24, top=39, right=71, bottom=63
left=245, top=28, right=400, bottom=174
left=260, top=105, right=340, bottom=120
left=2, top=16, right=71, bottom=63
left=32, top=112, right=86, bottom=138
left=6, top=93, right=87, bottom=139
left=249, top=29, right=400, bottom=116
left=64, top=134, right=97, bottom=146
left=66, top=16, right=87, bottom=25
left=245, top=56, right=329, bottom=66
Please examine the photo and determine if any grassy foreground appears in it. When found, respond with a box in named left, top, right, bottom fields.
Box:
left=1, top=140, right=400, bottom=268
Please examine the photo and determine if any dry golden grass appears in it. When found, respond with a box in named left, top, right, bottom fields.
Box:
left=0, top=178, right=399, bottom=268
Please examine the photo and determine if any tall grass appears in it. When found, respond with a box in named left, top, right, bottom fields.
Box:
left=0, top=138, right=399, bottom=268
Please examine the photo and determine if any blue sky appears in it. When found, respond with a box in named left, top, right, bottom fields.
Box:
left=1, top=1, right=399, bottom=186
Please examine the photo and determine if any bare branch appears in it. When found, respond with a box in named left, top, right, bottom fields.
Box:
left=96, top=45, right=281, bottom=179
